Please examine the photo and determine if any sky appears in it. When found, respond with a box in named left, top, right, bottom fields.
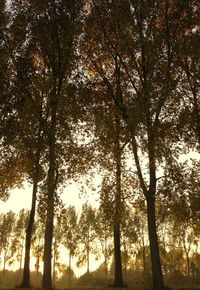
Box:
left=1, top=150, right=199, bottom=214
left=0, top=178, right=100, bottom=214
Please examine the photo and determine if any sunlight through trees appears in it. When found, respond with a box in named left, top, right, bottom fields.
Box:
left=0, top=0, right=199, bottom=290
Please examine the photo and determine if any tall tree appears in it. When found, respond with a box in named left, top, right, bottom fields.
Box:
left=18, top=1, right=84, bottom=289
left=83, top=1, right=185, bottom=289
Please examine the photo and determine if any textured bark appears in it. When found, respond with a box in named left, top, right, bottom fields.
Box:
left=52, top=244, right=56, bottom=288
left=42, top=195, right=54, bottom=290
left=104, top=239, right=108, bottom=286
left=113, top=223, right=123, bottom=287
left=113, top=113, right=123, bottom=287
left=19, top=182, right=37, bottom=287
left=19, top=112, right=43, bottom=288
left=42, top=99, right=57, bottom=290
left=146, top=128, right=165, bottom=290
left=146, top=192, right=164, bottom=290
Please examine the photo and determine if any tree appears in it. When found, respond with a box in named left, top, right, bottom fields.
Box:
left=0, top=2, right=47, bottom=286
left=0, top=211, right=16, bottom=278
left=13, top=209, right=29, bottom=273
left=77, top=203, right=96, bottom=277
left=52, top=212, right=65, bottom=288
left=83, top=2, right=185, bottom=289
left=31, top=215, right=45, bottom=283
left=93, top=208, right=113, bottom=285
left=16, top=1, right=85, bottom=289
left=61, top=206, right=79, bottom=284
left=158, top=160, right=200, bottom=279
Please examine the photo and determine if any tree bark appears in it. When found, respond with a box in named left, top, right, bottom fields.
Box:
left=104, top=238, right=108, bottom=286
left=69, top=251, right=71, bottom=283
left=141, top=229, right=146, bottom=283
left=42, top=98, right=57, bottom=290
left=20, top=180, right=38, bottom=287
left=113, top=223, right=123, bottom=287
left=146, top=192, right=164, bottom=290
left=52, top=245, right=56, bottom=288
left=19, top=107, right=43, bottom=288
left=113, top=112, right=123, bottom=287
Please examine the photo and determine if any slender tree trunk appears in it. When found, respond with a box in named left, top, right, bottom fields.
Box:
left=104, top=238, right=108, bottom=286
left=123, top=240, right=127, bottom=284
left=113, top=223, right=123, bottom=287
left=19, top=242, right=24, bottom=271
left=20, top=106, right=43, bottom=288
left=182, top=236, right=191, bottom=277
left=68, top=251, right=71, bottom=283
left=20, top=180, right=38, bottom=287
left=87, top=243, right=90, bottom=275
left=52, top=245, right=56, bottom=288
left=142, top=231, right=146, bottom=283
left=42, top=99, right=57, bottom=290
left=113, top=112, right=123, bottom=287
left=3, top=254, right=6, bottom=278
left=146, top=192, right=164, bottom=290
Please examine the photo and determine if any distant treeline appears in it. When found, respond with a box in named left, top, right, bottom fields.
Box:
left=1, top=202, right=200, bottom=288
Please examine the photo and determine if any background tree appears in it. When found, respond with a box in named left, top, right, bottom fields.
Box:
left=31, top=215, right=45, bottom=284
left=61, top=205, right=79, bottom=284
left=13, top=209, right=29, bottom=274
left=93, top=208, right=113, bottom=286
left=0, top=211, right=16, bottom=278
left=77, top=203, right=96, bottom=279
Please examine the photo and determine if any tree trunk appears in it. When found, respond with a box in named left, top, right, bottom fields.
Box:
left=42, top=196, right=54, bottom=290
left=87, top=243, right=90, bottom=275
left=146, top=192, right=164, bottom=290
left=68, top=251, right=71, bottom=283
left=142, top=232, right=146, bottom=283
left=123, top=240, right=127, bottom=284
left=20, top=176, right=39, bottom=287
left=113, top=112, right=123, bottom=287
left=20, top=106, right=43, bottom=288
left=19, top=242, right=24, bottom=271
left=113, top=223, right=123, bottom=287
left=42, top=99, right=57, bottom=290
left=52, top=244, right=56, bottom=288
left=183, top=236, right=191, bottom=277
left=104, top=238, right=108, bottom=286
left=3, top=254, right=6, bottom=278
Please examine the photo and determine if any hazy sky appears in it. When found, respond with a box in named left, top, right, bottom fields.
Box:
left=1, top=150, right=199, bottom=214
left=0, top=178, right=100, bottom=214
